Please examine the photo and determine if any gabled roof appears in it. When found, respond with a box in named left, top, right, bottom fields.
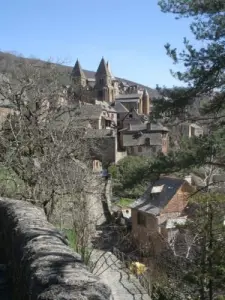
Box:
left=113, top=101, right=129, bottom=113
left=95, top=58, right=111, bottom=77
left=131, top=177, right=186, bottom=215
left=71, top=60, right=86, bottom=79
left=78, top=103, right=103, bottom=120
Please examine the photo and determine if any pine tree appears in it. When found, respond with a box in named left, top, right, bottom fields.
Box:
left=151, top=0, right=225, bottom=173
left=150, top=2, right=225, bottom=299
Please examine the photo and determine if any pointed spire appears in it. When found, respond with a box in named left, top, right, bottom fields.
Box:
left=71, top=59, right=86, bottom=79
left=107, top=61, right=115, bottom=79
left=95, top=57, right=111, bottom=77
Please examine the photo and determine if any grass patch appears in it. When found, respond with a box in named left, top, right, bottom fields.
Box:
left=118, top=197, right=135, bottom=207
left=61, top=228, right=92, bottom=265
left=61, top=228, right=77, bottom=249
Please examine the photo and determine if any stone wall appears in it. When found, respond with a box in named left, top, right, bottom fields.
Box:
left=49, top=176, right=112, bottom=230
left=0, top=198, right=111, bottom=300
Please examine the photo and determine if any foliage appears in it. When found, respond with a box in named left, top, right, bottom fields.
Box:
left=117, top=197, right=134, bottom=207
left=0, top=166, right=25, bottom=198
left=151, top=3, right=225, bottom=295
left=62, top=228, right=77, bottom=249
left=0, top=57, right=101, bottom=221
left=62, top=228, right=92, bottom=265
left=147, top=0, right=225, bottom=180
left=151, top=193, right=225, bottom=300
left=182, top=193, right=225, bottom=300
left=109, top=156, right=154, bottom=199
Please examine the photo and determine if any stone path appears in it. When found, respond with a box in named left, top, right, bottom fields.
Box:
left=90, top=250, right=151, bottom=300
left=0, top=264, right=11, bottom=300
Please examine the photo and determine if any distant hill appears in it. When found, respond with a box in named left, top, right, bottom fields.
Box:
left=0, top=51, right=160, bottom=98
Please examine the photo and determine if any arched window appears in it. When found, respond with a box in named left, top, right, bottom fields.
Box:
left=138, top=146, right=142, bottom=153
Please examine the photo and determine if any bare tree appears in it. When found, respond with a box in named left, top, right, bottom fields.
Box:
left=0, top=57, right=109, bottom=230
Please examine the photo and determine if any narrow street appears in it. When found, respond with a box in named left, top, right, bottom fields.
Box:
left=90, top=249, right=151, bottom=300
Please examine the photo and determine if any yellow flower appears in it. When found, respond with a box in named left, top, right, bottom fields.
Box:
left=129, top=262, right=147, bottom=275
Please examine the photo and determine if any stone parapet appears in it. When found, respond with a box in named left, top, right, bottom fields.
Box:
left=0, top=198, right=111, bottom=300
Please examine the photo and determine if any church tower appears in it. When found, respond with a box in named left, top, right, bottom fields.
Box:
left=71, top=59, right=87, bottom=87
left=142, top=89, right=150, bottom=115
left=95, top=58, right=114, bottom=102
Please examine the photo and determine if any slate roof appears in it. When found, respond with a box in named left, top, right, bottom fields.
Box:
left=131, top=177, right=185, bottom=215
left=71, top=60, right=86, bottom=79
left=113, top=102, right=129, bottom=113
left=98, top=101, right=117, bottom=113
left=78, top=103, right=103, bottom=120
left=95, top=58, right=111, bottom=77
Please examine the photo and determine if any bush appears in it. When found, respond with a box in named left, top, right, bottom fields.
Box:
left=109, top=156, right=152, bottom=198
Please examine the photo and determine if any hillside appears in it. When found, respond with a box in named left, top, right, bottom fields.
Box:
left=0, top=51, right=160, bottom=98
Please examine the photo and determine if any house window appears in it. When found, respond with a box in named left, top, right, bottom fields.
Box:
left=129, top=113, right=132, bottom=118
left=138, top=146, right=142, bottom=152
left=137, top=212, right=146, bottom=226
left=145, top=138, right=150, bottom=146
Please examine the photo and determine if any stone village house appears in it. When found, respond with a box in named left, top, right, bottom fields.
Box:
left=130, top=177, right=195, bottom=254
left=117, top=108, right=169, bottom=155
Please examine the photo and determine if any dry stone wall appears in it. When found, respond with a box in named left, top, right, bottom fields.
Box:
left=0, top=198, right=111, bottom=300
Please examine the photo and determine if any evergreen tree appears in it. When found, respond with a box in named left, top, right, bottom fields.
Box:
left=150, top=2, right=225, bottom=299
left=151, top=0, right=225, bottom=174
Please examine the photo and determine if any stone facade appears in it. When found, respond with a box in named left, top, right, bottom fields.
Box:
left=118, top=109, right=169, bottom=156
left=131, top=177, right=195, bottom=254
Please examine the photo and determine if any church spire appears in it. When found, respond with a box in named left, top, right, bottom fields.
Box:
left=95, top=57, right=111, bottom=77
left=71, top=59, right=86, bottom=79
left=107, top=61, right=114, bottom=79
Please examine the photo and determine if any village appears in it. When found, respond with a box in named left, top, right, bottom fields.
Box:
left=0, top=1, right=225, bottom=298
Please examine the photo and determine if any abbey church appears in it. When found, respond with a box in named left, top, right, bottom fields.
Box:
left=67, top=57, right=169, bottom=167
left=70, top=57, right=151, bottom=116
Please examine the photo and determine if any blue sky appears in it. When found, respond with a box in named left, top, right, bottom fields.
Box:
left=0, top=0, right=198, bottom=87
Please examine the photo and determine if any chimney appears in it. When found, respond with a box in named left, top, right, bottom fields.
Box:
left=146, top=122, right=151, bottom=131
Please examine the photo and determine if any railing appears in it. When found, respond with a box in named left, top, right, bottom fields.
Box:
left=112, top=246, right=152, bottom=296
